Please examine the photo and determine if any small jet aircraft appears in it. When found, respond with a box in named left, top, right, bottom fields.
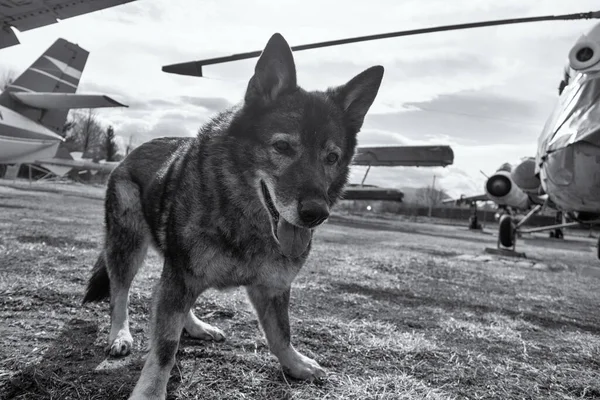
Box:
left=442, top=159, right=566, bottom=236
left=0, top=37, right=128, bottom=178
left=1, top=0, right=136, bottom=50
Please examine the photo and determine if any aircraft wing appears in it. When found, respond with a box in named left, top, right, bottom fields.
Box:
left=10, top=92, right=128, bottom=109
left=35, top=157, right=117, bottom=173
left=353, top=145, right=454, bottom=167
left=342, top=185, right=404, bottom=202
left=1, top=0, right=136, bottom=50
left=443, top=194, right=489, bottom=205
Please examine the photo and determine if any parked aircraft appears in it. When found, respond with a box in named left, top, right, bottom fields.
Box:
left=0, top=0, right=136, bottom=50
left=442, top=159, right=567, bottom=237
left=0, top=37, right=128, bottom=178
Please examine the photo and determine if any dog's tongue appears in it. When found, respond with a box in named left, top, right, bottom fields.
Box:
left=277, top=219, right=311, bottom=258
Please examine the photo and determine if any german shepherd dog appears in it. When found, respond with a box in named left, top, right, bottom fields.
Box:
left=83, top=33, right=384, bottom=399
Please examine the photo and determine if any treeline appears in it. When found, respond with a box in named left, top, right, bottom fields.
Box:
left=62, top=109, right=127, bottom=162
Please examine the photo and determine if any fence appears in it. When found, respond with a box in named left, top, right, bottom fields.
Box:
left=336, top=200, right=594, bottom=229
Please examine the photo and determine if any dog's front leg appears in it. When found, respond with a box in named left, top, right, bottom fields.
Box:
left=129, top=264, right=197, bottom=400
left=246, top=285, right=326, bottom=381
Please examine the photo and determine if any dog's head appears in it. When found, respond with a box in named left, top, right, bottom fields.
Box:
left=230, top=33, right=384, bottom=258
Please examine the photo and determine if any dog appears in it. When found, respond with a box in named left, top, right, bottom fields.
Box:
left=82, top=33, right=384, bottom=399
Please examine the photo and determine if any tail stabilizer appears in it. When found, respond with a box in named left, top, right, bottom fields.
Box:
left=0, top=38, right=88, bottom=134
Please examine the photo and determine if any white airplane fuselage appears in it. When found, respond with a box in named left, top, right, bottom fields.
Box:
left=538, top=141, right=600, bottom=213
left=534, top=68, right=600, bottom=215
left=535, top=20, right=600, bottom=215
left=0, top=104, right=64, bottom=164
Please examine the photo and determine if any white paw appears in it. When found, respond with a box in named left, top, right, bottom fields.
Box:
left=184, top=319, right=226, bottom=342
left=107, top=331, right=133, bottom=357
left=280, top=350, right=326, bottom=381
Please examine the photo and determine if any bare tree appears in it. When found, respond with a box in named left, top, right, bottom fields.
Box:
left=104, top=125, right=121, bottom=161
left=64, top=109, right=106, bottom=158
left=415, top=186, right=448, bottom=207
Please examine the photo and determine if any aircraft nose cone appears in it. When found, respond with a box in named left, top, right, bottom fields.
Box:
left=486, top=175, right=511, bottom=198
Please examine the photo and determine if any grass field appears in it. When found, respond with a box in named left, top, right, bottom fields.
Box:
left=1, top=181, right=600, bottom=399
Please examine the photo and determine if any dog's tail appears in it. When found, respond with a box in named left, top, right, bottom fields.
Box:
left=82, top=252, right=110, bottom=304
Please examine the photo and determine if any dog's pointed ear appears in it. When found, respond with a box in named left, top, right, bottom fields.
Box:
left=244, top=33, right=297, bottom=107
left=328, top=66, right=384, bottom=134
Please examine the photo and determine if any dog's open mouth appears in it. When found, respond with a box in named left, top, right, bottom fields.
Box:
left=260, top=180, right=311, bottom=258
left=261, top=181, right=280, bottom=226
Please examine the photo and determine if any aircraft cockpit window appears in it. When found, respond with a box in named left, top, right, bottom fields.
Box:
left=497, top=162, right=512, bottom=173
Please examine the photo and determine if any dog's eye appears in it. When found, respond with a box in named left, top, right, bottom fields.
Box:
left=326, top=152, right=339, bottom=164
left=273, top=140, right=291, bottom=153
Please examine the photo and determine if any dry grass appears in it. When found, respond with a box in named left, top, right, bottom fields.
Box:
left=1, top=181, right=600, bottom=399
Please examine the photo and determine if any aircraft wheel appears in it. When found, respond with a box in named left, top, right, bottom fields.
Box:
left=499, top=214, right=515, bottom=248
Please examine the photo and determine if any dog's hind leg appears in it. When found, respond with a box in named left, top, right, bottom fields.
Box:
left=184, top=309, right=226, bottom=342
left=104, top=177, right=150, bottom=357
left=130, top=257, right=200, bottom=400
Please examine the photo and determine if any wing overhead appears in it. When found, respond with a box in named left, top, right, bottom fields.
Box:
left=353, top=145, right=454, bottom=167
left=0, top=0, right=136, bottom=49
left=342, top=185, right=404, bottom=202
left=443, top=194, right=489, bottom=205
left=10, top=92, right=128, bottom=109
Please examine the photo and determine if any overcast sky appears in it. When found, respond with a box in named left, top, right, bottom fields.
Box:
left=1, top=0, right=599, bottom=197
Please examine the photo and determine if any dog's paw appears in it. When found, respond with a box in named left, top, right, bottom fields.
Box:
left=107, top=332, right=133, bottom=357
left=184, top=318, right=226, bottom=342
left=280, top=350, right=327, bottom=381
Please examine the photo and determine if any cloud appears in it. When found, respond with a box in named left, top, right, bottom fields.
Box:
left=2, top=0, right=599, bottom=197
left=180, top=96, right=232, bottom=112
left=361, top=89, right=551, bottom=147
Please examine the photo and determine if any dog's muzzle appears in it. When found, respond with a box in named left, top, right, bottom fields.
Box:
left=260, top=180, right=312, bottom=258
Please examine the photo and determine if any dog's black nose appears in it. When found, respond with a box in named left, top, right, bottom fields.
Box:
left=298, top=200, right=329, bottom=227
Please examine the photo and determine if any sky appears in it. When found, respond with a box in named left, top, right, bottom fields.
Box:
left=1, top=0, right=599, bottom=197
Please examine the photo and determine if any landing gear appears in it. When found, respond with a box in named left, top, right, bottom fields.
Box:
left=597, top=236, right=600, bottom=260
left=498, top=214, right=516, bottom=250
left=496, top=205, right=543, bottom=253
left=549, top=211, right=565, bottom=239
left=469, top=203, right=482, bottom=230
left=549, top=229, right=564, bottom=239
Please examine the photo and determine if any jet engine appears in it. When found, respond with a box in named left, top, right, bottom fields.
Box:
left=510, top=157, right=541, bottom=196
left=569, top=21, right=600, bottom=72
left=485, top=170, right=529, bottom=210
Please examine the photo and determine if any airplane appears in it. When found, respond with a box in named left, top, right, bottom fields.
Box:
left=0, top=37, right=128, bottom=179
left=448, top=21, right=600, bottom=257
left=157, top=9, right=600, bottom=257
left=1, top=0, right=136, bottom=50
left=343, top=145, right=454, bottom=202
left=442, top=159, right=566, bottom=236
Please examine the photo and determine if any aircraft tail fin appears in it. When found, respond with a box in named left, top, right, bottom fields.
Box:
left=0, top=38, right=88, bottom=135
